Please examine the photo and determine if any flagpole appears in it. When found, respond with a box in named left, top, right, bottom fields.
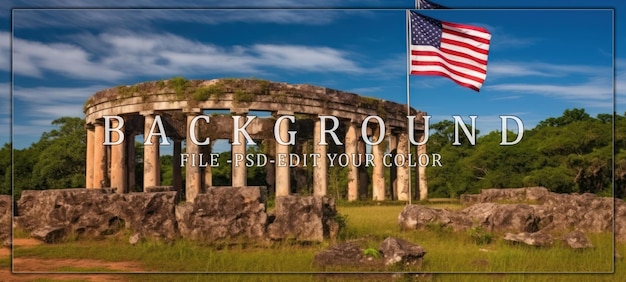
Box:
left=405, top=9, right=412, bottom=206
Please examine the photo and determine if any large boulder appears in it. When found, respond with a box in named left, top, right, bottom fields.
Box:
left=503, top=232, right=553, bottom=247
left=463, top=203, right=541, bottom=233
left=15, top=189, right=178, bottom=241
left=313, top=242, right=368, bottom=268
left=379, top=237, right=426, bottom=266
left=175, top=187, right=267, bottom=242
left=562, top=230, right=594, bottom=249
left=268, top=195, right=338, bottom=242
left=398, top=205, right=472, bottom=232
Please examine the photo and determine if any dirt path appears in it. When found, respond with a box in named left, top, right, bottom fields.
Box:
left=1, top=238, right=145, bottom=281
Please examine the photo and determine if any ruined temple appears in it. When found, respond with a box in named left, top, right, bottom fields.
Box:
left=83, top=78, right=428, bottom=202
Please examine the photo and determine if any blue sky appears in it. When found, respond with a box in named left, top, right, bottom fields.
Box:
left=0, top=0, right=623, bottom=150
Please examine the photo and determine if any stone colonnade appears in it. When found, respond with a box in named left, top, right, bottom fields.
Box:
left=84, top=79, right=428, bottom=202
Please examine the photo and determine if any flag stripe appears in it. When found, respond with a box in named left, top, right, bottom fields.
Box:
left=411, top=52, right=487, bottom=79
left=409, top=11, right=491, bottom=91
left=410, top=69, right=481, bottom=91
left=411, top=57, right=486, bottom=85
left=411, top=46, right=487, bottom=74
left=442, top=22, right=491, bottom=40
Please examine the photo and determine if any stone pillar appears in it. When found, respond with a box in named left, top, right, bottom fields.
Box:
left=313, top=118, right=327, bottom=196
left=231, top=111, right=248, bottom=187
left=201, top=143, right=212, bottom=189
left=109, top=117, right=126, bottom=194
left=173, top=139, right=183, bottom=196
left=85, top=124, right=95, bottom=188
left=275, top=111, right=292, bottom=197
left=126, top=133, right=136, bottom=192
left=396, top=133, right=410, bottom=201
left=185, top=110, right=202, bottom=202
left=142, top=112, right=160, bottom=189
left=92, top=120, right=107, bottom=188
left=345, top=122, right=359, bottom=201
left=371, top=125, right=385, bottom=201
left=388, top=133, right=398, bottom=200
left=417, top=133, right=428, bottom=201
left=357, top=140, right=369, bottom=199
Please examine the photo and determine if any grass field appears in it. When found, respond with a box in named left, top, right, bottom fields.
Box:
left=7, top=202, right=624, bottom=281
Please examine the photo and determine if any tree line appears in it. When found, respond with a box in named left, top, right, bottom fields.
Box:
left=0, top=108, right=623, bottom=199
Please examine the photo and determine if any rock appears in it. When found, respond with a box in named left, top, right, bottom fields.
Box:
left=379, top=237, right=426, bottom=266
left=31, top=226, right=66, bottom=243
left=15, top=189, right=178, bottom=241
left=398, top=205, right=472, bottom=232
left=313, top=242, right=366, bottom=268
left=175, top=187, right=267, bottom=243
left=562, top=230, right=593, bottom=249
left=268, top=195, right=338, bottom=242
left=463, top=203, right=540, bottom=233
left=129, top=233, right=141, bottom=245
left=503, top=232, right=553, bottom=247
left=0, top=195, right=12, bottom=242
left=460, top=187, right=549, bottom=205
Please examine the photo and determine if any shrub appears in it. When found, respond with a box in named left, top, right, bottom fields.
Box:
left=468, top=226, right=493, bottom=245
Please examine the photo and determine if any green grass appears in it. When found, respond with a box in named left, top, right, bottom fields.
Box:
left=9, top=202, right=622, bottom=281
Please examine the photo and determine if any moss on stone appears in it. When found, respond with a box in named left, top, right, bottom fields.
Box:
left=169, top=76, right=190, bottom=98
left=233, top=89, right=254, bottom=103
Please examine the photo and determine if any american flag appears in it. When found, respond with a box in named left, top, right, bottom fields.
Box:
left=409, top=11, right=491, bottom=92
left=418, top=0, right=448, bottom=9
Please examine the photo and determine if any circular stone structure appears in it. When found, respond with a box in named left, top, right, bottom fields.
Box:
left=83, top=78, right=428, bottom=202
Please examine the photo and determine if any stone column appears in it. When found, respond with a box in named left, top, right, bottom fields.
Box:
left=417, top=133, right=428, bottom=200
left=345, top=122, right=359, bottom=201
left=109, top=117, right=126, bottom=194
left=126, top=133, right=136, bottom=193
left=388, top=133, right=398, bottom=200
left=313, top=118, right=327, bottom=196
left=185, top=110, right=202, bottom=202
left=92, top=120, right=107, bottom=188
left=173, top=139, right=183, bottom=196
left=357, top=140, right=369, bottom=199
left=142, top=111, right=160, bottom=189
left=231, top=111, right=248, bottom=187
left=85, top=124, right=95, bottom=188
left=275, top=111, right=292, bottom=197
left=201, top=143, right=212, bottom=189
left=371, top=125, right=385, bottom=201
left=396, top=133, right=410, bottom=201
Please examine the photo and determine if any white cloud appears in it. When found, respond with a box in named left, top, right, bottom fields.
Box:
left=488, top=61, right=610, bottom=79
left=12, top=31, right=367, bottom=81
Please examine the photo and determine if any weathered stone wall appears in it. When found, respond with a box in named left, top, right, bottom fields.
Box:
left=14, top=188, right=339, bottom=244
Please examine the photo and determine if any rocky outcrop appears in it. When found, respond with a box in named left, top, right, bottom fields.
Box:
left=15, top=188, right=341, bottom=244
left=562, top=230, right=594, bottom=249
left=175, top=187, right=267, bottom=243
left=398, top=204, right=472, bottom=232
left=503, top=232, right=553, bottom=247
left=379, top=237, right=426, bottom=266
left=313, top=242, right=369, bottom=268
left=15, top=189, right=179, bottom=241
left=313, top=237, right=426, bottom=270
left=400, top=187, right=624, bottom=241
left=268, top=195, right=338, bottom=242
left=463, top=203, right=541, bottom=233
